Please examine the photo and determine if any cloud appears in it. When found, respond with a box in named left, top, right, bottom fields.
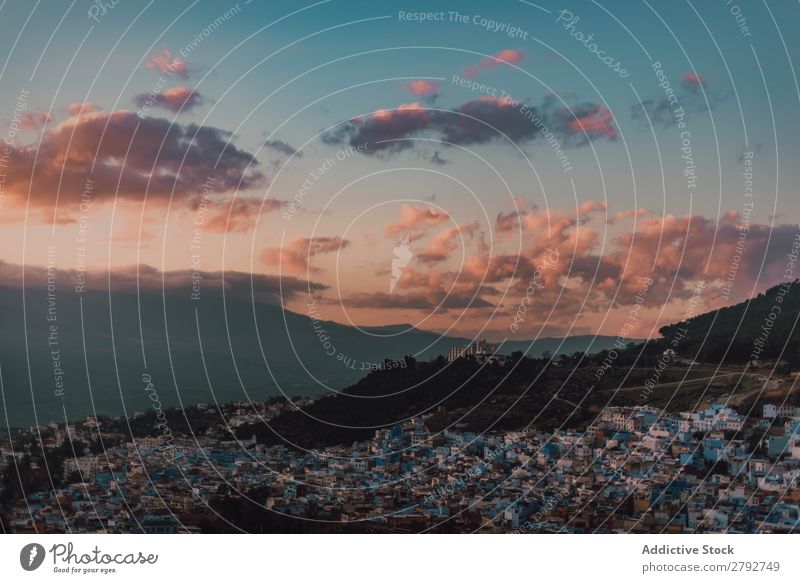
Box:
left=340, top=289, right=494, bottom=311
left=0, top=260, right=326, bottom=304
left=440, top=95, right=540, bottom=145
left=631, top=72, right=729, bottom=128
left=577, top=200, right=609, bottom=219
left=496, top=200, right=605, bottom=247
left=66, top=102, right=99, bottom=116
left=607, top=208, right=647, bottom=225
left=464, top=48, right=525, bottom=78
left=261, top=236, right=350, bottom=274
left=497, top=206, right=799, bottom=312
left=385, top=204, right=449, bottom=236
left=402, top=80, right=440, bottom=99
left=324, top=95, right=617, bottom=155
left=324, top=101, right=431, bottom=153
left=417, top=223, right=481, bottom=264
left=681, top=71, right=706, bottom=91
left=264, top=139, right=302, bottom=157
left=630, top=96, right=676, bottom=127
left=146, top=50, right=189, bottom=79
left=1, top=109, right=265, bottom=218
left=566, top=105, right=617, bottom=139
left=17, top=111, right=52, bottom=129
left=198, top=197, right=287, bottom=233
left=133, top=86, right=205, bottom=114
left=299, top=200, right=797, bottom=338
left=600, top=213, right=798, bottom=305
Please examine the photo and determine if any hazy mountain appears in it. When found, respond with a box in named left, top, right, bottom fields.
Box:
left=0, top=285, right=635, bottom=426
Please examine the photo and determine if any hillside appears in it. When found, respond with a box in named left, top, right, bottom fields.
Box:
left=236, top=282, right=800, bottom=449
left=659, top=279, right=800, bottom=365
left=234, top=350, right=713, bottom=449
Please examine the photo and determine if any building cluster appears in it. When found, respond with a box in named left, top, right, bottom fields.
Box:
left=447, top=339, right=504, bottom=364
left=2, top=400, right=799, bottom=533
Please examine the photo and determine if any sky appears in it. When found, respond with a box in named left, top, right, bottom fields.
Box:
left=1, top=0, right=799, bottom=342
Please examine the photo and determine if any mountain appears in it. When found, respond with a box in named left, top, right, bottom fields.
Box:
left=659, top=279, right=800, bottom=365
left=234, top=283, right=800, bottom=450
left=0, top=284, right=636, bottom=427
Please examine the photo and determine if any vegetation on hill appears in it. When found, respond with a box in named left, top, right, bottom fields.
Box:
left=235, top=350, right=697, bottom=449
left=237, top=282, right=800, bottom=449
left=658, top=280, right=800, bottom=366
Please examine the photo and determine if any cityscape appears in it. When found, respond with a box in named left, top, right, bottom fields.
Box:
left=3, top=363, right=799, bottom=533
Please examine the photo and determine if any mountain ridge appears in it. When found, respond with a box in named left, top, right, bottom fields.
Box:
left=0, top=285, right=636, bottom=427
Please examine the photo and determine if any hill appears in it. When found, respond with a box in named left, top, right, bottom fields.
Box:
left=233, top=350, right=704, bottom=449
left=658, top=279, right=800, bottom=365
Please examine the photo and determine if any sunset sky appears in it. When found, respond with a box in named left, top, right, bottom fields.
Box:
left=2, top=0, right=799, bottom=342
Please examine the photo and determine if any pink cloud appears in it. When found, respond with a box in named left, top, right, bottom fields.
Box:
left=17, top=111, right=52, bottom=129
left=681, top=71, right=705, bottom=89
left=608, top=208, right=647, bottom=224
left=578, top=200, right=608, bottom=219
left=371, top=101, right=428, bottom=121
left=464, top=48, right=525, bottom=78
left=261, top=236, right=350, bottom=274
left=146, top=50, right=189, bottom=79
left=403, top=80, right=440, bottom=98
left=417, top=223, right=480, bottom=264
left=385, top=204, right=449, bottom=236
left=568, top=106, right=617, bottom=139
left=496, top=202, right=599, bottom=255
left=326, top=94, right=616, bottom=154
left=134, top=86, right=204, bottom=113
left=198, top=198, right=286, bottom=233
left=66, top=102, right=98, bottom=116
left=332, top=198, right=799, bottom=338
left=1, top=109, right=264, bottom=218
